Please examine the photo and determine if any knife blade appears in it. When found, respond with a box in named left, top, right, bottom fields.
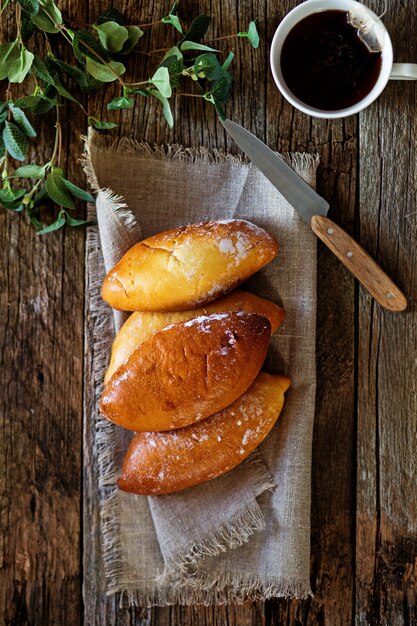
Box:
left=221, top=118, right=407, bottom=313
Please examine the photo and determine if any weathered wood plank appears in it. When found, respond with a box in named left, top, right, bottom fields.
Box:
left=356, top=4, right=417, bottom=624
left=265, top=2, right=357, bottom=624
left=0, top=1, right=87, bottom=624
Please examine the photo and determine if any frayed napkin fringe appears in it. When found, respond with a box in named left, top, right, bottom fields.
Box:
left=158, top=456, right=274, bottom=576
left=115, top=575, right=312, bottom=607
left=83, top=128, right=320, bottom=177
left=85, top=216, right=126, bottom=595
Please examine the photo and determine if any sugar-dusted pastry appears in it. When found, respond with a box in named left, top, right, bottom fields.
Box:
left=100, top=312, right=271, bottom=432
left=118, top=372, right=291, bottom=495
left=101, top=220, right=278, bottom=311
left=104, top=290, right=285, bottom=384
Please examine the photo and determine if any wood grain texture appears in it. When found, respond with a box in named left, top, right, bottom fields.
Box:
left=1, top=0, right=416, bottom=625
left=311, top=215, right=407, bottom=312
left=0, top=1, right=86, bottom=624
left=266, top=4, right=358, bottom=625
left=356, top=2, right=417, bottom=624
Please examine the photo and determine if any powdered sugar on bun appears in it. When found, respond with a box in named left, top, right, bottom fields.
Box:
left=100, top=312, right=271, bottom=432
left=118, top=372, right=291, bottom=495
left=101, top=219, right=278, bottom=312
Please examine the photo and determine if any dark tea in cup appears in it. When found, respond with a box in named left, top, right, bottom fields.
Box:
left=280, top=9, right=382, bottom=111
left=269, top=0, right=405, bottom=119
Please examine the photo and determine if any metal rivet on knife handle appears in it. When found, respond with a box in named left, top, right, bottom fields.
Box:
left=311, top=215, right=407, bottom=312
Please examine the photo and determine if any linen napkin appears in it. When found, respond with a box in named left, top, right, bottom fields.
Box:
left=83, top=130, right=318, bottom=605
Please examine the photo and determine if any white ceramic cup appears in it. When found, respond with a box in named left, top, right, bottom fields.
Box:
left=270, top=0, right=417, bottom=118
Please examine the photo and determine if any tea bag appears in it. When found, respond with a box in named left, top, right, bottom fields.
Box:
left=347, top=4, right=386, bottom=52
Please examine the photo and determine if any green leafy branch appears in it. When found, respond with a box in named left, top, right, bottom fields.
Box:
left=0, top=0, right=260, bottom=233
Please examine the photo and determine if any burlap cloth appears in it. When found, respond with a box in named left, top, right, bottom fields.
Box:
left=83, top=130, right=318, bottom=606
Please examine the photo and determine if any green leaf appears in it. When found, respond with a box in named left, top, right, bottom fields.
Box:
left=180, top=41, right=218, bottom=53
left=96, top=8, right=126, bottom=26
left=14, top=163, right=46, bottom=178
left=194, top=53, right=222, bottom=80
left=93, top=21, right=129, bottom=53
left=32, top=184, right=47, bottom=207
left=107, top=96, right=134, bottom=110
left=18, top=0, right=39, bottom=15
left=161, top=11, right=183, bottom=35
left=10, top=106, right=37, bottom=137
left=31, top=55, right=55, bottom=84
left=37, top=209, right=66, bottom=234
left=13, top=96, right=41, bottom=109
left=86, top=57, right=126, bottom=82
left=0, top=187, right=26, bottom=210
left=238, top=20, right=260, bottom=49
left=0, top=186, right=26, bottom=204
left=222, top=51, right=234, bottom=70
left=88, top=116, right=118, bottom=130
left=8, top=49, right=34, bottom=83
left=31, top=1, right=63, bottom=33
left=118, top=26, right=143, bottom=55
left=213, top=98, right=226, bottom=120
left=20, top=10, right=37, bottom=40
left=64, top=212, right=90, bottom=227
left=211, top=69, right=233, bottom=104
left=82, top=74, right=105, bottom=94
left=160, top=54, right=184, bottom=88
left=0, top=42, right=19, bottom=80
left=0, top=103, right=7, bottom=124
left=26, top=205, right=43, bottom=230
left=14, top=92, right=56, bottom=114
left=52, top=59, right=89, bottom=89
left=131, top=88, right=150, bottom=97
left=53, top=76, right=81, bottom=103
left=73, top=29, right=111, bottom=63
left=62, top=179, right=95, bottom=202
left=149, top=66, right=171, bottom=98
left=2, top=122, right=29, bottom=161
left=181, top=14, right=211, bottom=43
left=163, top=46, right=183, bottom=61
left=45, top=168, right=75, bottom=209
left=149, top=89, right=173, bottom=129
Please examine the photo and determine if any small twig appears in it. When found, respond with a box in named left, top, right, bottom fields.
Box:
left=138, top=19, right=163, bottom=28
left=204, top=34, right=238, bottom=44
left=50, top=107, right=61, bottom=166
left=56, top=24, right=74, bottom=46
left=147, top=45, right=171, bottom=54
left=6, top=83, right=12, bottom=120
left=15, top=2, right=22, bottom=43
left=132, top=48, right=158, bottom=58
left=174, top=92, right=203, bottom=98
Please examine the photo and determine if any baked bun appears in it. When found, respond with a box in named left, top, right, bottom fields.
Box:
left=104, top=290, right=285, bottom=384
left=100, top=312, right=271, bottom=432
left=118, top=372, right=291, bottom=495
left=101, top=220, right=278, bottom=311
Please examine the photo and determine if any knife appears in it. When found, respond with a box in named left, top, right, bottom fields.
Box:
left=221, top=119, right=407, bottom=313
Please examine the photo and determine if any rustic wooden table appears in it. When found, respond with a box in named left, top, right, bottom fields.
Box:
left=1, top=1, right=417, bottom=624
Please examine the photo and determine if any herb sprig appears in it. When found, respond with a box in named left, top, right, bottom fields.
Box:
left=0, top=0, right=259, bottom=233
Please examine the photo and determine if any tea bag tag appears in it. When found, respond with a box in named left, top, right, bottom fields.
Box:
left=347, top=5, right=385, bottom=52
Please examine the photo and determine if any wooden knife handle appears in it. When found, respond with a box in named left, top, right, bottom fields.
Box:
left=311, top=215, right=407, bottom=312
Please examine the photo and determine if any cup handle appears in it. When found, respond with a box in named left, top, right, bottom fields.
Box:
left=390, top=63, right=417, bottom=80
